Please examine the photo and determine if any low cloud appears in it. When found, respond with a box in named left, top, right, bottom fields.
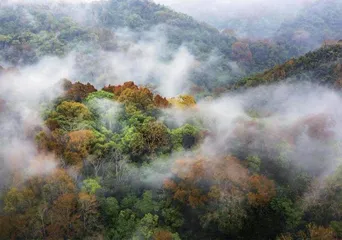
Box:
left=162, top=82, right=342, bottom=177
left=0, top=55, right=76, bottom=186
left=74, top=27, right=196, bottom=97
left=154, top=0, right=316, bottom=38
left=2, top=0, right=95, bottom=4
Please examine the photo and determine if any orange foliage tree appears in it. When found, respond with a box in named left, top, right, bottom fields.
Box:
left=164, top=157, right=208, bottom=208
left=103, top=81, right=138, bottom=96
left=113, top=81, right=138, bottom=96
left=306, top=223, right=334, bottom=240
left=46, top=193, right=81, bottom=239
left=154, top=94, right=170, bottom=108
left=247, top=175, right=276, bottom=207
left=164, top=155, right=277, bottom=211
left=36, top=129, right=68, bottom=156
left=103, top=81, right=171, bottom=110
left=65, top=130, right=95, bottom=166
left=63, top=79, right=97, bottom=102
left=153, top=230, right=173, bottom=240
left=168, top=95, right=196, bottom=109
left=0, top=168, right=81, bottom=240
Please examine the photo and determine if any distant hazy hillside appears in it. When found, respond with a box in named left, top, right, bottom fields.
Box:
left=237, top=44, right=342, bottom=88
left=154, top=0, right=314, bottom=39
left=275, top=0, right=342, bottom=53
left=0, top=0, right=304, bottom=92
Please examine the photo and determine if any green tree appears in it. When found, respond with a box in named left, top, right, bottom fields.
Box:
left=134, top=190, right=158, bottom=216
left=246, top=155, right=261, bottom=173
left=271, top=197, right=303, bottom=231
left=171, top=124, right=199, bottom=150
left=102, top=197, right=120, bottom=221
left=161, top=207, right=184, bottom=229
left=82, top=178, right=102, bottom=195
left=134, top=213, right=159, bottom=240
left=107, top=209, right=137, bottom=240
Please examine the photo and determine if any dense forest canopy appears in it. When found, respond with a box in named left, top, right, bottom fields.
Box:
left=0, top=0, right=309, bottom=93
left=1, top=0, right=342, bottom=240
left=236, top=45, right=342, bottom=88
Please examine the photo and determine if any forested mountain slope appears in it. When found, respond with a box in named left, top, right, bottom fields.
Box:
left=0, top=0, right=303, bottom=91
left=2, top=1, right=342, bottom=240
left=2, top=73, right=342, bottom=239
left=275, top=0, right=342, bottom=54
left=237, top=44, right=342, bottom=88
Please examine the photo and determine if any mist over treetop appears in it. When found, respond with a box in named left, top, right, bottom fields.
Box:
left=1, top=0, right=342, bottom=239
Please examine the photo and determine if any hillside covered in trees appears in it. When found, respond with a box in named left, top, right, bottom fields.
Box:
left=236, top=44, right=342, bottom=88
left=0, top=0, right=306, bottom=91
left=275, top=0, right=342, bottom=54
left=154, top=0, right=342, bottom=53
left=2, top=74, right=342, bottom=240
left=2, top=0, right=342, bottom=240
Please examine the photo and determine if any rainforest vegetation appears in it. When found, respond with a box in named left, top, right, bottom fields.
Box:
left=236, top=45, right=342, bottom=88
left=1, top=0, right=342, bottom=240
left=0, top=0, right=307, bottom=91
left=2, top=78, right=342, bottom=240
